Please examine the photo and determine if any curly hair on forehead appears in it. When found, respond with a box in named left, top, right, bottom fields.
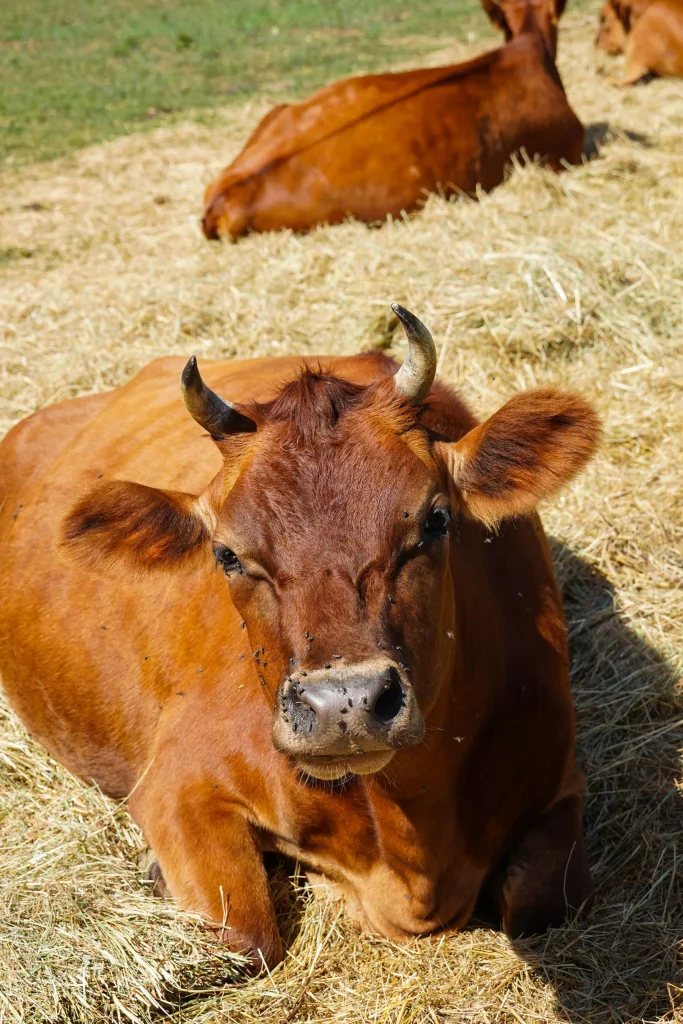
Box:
left=258, top=368, right=366, bottom=437
left=246, top=358, right=426, bottom=447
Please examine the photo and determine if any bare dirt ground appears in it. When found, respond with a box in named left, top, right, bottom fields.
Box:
left=0, top=8, right=682, bottom=1023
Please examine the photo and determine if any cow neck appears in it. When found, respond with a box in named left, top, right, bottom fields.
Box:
left=518, top=4, right=558, bottom=61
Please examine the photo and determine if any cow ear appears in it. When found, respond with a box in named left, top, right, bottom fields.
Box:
left=61, top=480, right=214, bottom=578
left=480, top=0, right=512, bottom=37
left=612, top=0, right=630, bottom=28
left=436, top=389, right=600, bottom=528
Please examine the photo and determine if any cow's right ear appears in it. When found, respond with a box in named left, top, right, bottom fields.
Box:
left=61, top=480, right=214, bottom=578
left=435, top=389, right=600, bottom=529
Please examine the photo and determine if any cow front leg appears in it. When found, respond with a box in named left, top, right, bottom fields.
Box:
left=130, top=785, right=282, bottom=970
left=608, top=59, right=654, bottom=87
left=486, top=794, right=595, bottom=938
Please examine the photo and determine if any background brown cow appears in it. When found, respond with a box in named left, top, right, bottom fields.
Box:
left=201, top=3, right=583, bottom=240
left=0, top=308, right=599, bottom=969
left=595, top=0, right=683, bottom=82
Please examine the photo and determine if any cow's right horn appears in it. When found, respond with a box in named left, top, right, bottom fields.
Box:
left=391, top=304, right=437, bottom=403
left=181, top=357, right=257, bottom=438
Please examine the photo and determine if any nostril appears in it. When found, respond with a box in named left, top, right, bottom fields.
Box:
left=371, top=673, right=404, bottom=725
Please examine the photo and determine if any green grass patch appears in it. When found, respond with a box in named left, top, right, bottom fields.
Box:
left=0, top=244, right=39, bottom=264
left=1, top=0, right=490, bottom=167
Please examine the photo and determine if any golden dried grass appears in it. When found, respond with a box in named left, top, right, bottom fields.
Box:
left=1, top=6, right=682, bottom=1022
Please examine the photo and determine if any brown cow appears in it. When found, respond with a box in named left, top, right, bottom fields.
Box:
left=201, top=5, right=584, bottom=240
left=595, top=0, right=683, bottom=83
left=481, top=0, right=567, bottom=59
left=0, top=307, right=599, bottom=969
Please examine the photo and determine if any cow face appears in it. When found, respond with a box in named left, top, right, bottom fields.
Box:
left=595, top=1, right=628, bottom=53
left=63, top=307, right=599, bottom=782
left=211, top=383, right=454, bottom=780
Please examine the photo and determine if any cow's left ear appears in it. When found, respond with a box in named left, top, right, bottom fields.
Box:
left=611, top=0, right=631, bottom=28
left=480, top=0, right=513, bottom=37
left=61, top=479, right=214, bottom=578
left=436, top=389, right=600, bottom=528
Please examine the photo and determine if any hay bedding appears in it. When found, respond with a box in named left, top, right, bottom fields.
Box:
left=0, top=6, right=682, bottom=1022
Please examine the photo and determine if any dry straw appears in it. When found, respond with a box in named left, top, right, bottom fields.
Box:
left=1, top=6, right=682, bottom=1022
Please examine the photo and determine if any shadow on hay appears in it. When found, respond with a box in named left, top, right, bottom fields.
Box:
left=506, top=541, right=682, bottom=1024
left=584, top=122, right=655, bottom=160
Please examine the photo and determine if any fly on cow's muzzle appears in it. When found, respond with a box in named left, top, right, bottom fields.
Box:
left=271, top=659, right=425, bottom=779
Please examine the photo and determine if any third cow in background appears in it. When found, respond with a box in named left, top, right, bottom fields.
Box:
left=595, top=0, right=683, bottom=84
left=202, top=0, right=582, bottom=241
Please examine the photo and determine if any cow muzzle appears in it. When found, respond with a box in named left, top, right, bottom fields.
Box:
left=272, top=660, right=424, bottom=780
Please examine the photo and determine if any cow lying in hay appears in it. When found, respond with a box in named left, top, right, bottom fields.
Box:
left=595, top=0, right=683, bottom=83
left=201, top=0, right=583, bottom=240
left=0, top=308, right=599, bottom=969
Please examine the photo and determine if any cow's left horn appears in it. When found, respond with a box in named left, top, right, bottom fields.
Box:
left=180, top=357, right=257, bottom=438
left=391, top=304, right=437, bottom=403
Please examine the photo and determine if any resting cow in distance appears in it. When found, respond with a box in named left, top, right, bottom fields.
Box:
left=0, top=306, right=599, bottom=969
left=201, top=0, right=583, bottom=240
left=595, top=0, right=683, bottom=83
left=481, top=0, right=567, bottom=59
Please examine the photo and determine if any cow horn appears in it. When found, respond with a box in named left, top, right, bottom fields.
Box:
left=180, top=356, right=257, bottom=437
left=391, top=304, right=437, bottom=403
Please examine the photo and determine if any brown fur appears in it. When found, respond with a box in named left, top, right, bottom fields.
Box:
left=64, top=481, right=212, bottom=576
left=201, top=5, right=583, bottom=240
left=595, top=0, right=683, bottom=82
left=481, top=0, right=568, bottom=57
left=0, top=351, right=599, bottom=969
left=439, top=389, right=600, bottom=527
left=595, top=0, right=630, bottom=52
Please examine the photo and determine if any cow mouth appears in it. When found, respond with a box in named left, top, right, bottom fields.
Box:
left=295, top=750, right=395, bottom=781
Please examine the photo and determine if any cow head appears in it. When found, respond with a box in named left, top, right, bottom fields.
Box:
left=481, top=0, right=567, bottom=56
left=595, top=0, right=629, bottom=51
left=201, top=176, right=255, bottom=242
left=63, top=306, right=599, bottom=781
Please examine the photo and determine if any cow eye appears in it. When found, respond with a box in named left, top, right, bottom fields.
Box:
left=423, top=507, right=452, bottom=539
left=213, top=546, right=242, bottom=576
